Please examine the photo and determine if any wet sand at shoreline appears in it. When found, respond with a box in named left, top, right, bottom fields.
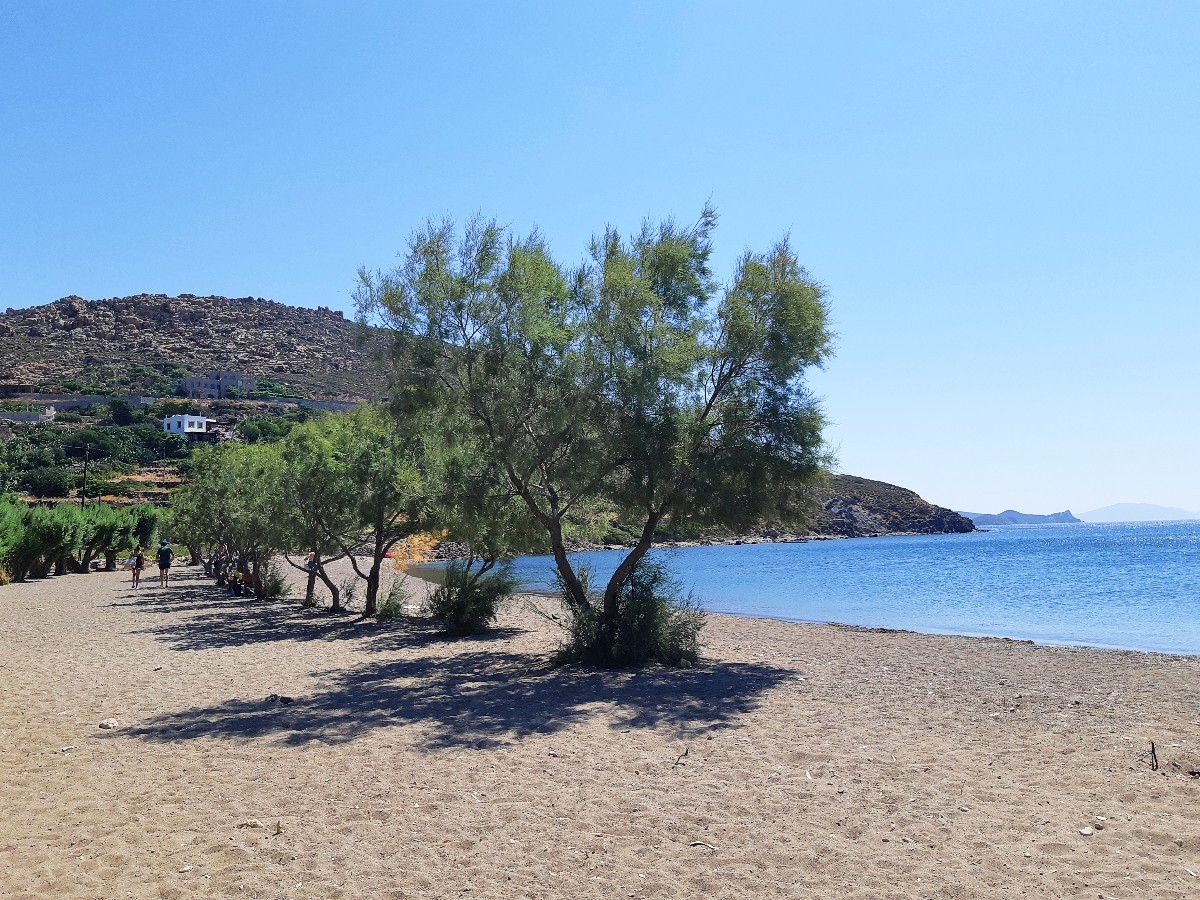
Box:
left=3, top=561, right=1200, bottom=898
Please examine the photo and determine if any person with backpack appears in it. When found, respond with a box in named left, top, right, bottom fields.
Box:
left=156, top=540, right=175, bottom=587
left=129, top=545, right=145, bottom=589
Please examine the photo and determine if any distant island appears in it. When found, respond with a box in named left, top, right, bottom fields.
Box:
left=958, top=509, right=1081, bottom=526
left=1079, top=503, right=1200, bottom=523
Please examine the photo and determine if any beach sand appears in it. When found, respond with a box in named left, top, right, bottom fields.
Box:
left=3, top=561, right=1200, bottom=898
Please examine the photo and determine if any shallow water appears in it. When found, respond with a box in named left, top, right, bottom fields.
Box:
left=492, top=521, right=1200, bottom=655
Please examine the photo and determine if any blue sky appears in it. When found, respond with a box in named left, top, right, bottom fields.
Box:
left=2, top=1, right=1197, bottom=514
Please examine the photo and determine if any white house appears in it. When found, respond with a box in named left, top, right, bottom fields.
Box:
left=163, top=414, right=209, bottom=435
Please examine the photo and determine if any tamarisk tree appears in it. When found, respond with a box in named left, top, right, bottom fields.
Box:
left=357, top=208, right=832, bottom=662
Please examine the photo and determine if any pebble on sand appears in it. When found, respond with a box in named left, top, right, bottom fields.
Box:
left=98, top=718, right=119, bottom=729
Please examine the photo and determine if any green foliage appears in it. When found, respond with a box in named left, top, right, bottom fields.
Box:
left=20, top=466, right=74, bottom=497
left=237, top=416, right=293, bottom=443
left=357, top=208, right=831, bottom=663
left=109, top=398, right=136, bottom=425
left=426, top=561, right=517, bottom=636
left=0, top=499, right=154, bottom=581
left=259, top=563, right=293, bottom=600
left=0, top=424, right=188, bottom=497
left=555, top=560, right=704, bottom=667
left=169, top=442, right=285, bottom=566
left=376, top=578, right=409, bottom=621
left=252, top=380, right=293, bottom=398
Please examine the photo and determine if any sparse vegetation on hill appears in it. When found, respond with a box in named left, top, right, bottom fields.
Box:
left=0, top=293, right=389, bottom=400
left=808, top=474, right=975, bottom=537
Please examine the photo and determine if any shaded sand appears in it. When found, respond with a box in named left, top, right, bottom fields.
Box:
left=3, top=562, right=1200, bottom=898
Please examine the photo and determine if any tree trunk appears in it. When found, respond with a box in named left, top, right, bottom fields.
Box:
left=547, top=519, right=590, bottom=611
left=316, top=564, right=341, bottom=612
left=597, top=513, right=661, bottom=650
left=305, top=568, right=317, bottom=606
left=104, top=550, right=118, bottom=571
left=364, top=559, right=381, bottom=617
left=187, top=544, right=202, bottom=566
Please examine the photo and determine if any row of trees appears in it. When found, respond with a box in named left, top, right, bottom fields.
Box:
left=168, top=405, right=539, bottom=624
left=0, top=500, right=159, bottom=583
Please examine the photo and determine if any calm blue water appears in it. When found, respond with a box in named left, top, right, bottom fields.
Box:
left=494, top=522, right=1200, bottom=655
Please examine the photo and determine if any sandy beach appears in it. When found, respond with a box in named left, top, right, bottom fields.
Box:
left=3, top=561, right=1200, bottom=899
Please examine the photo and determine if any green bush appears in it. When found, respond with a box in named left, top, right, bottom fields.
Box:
left=20, top=466, right=73, bottom=498
left=426, top=562, right=517, bottom=636
left=555, top=560, right=704, bottom=667
left=0, top=499, right=154, bottom=582
left=376, top=578, right=409, bottom=621
left=259, top=562, right=292, bottom=600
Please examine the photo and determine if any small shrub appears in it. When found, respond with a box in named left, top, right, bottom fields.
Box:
left=556, top=560, right=704, bottom=667
left=339, top=578, right=359, bottom=610
left=376, top=578, right=408, bottom=620
left=259, top=563, right=292, bottom=600
left=426, top=562, right=517, bottom=636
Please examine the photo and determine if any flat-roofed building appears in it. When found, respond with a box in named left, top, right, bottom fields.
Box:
left=163, top=414, right=209, bottom=435
left=180, top=371, right=256, bottom=399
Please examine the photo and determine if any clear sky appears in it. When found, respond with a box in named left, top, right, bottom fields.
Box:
left=2, top=1, right=1197, bottom=514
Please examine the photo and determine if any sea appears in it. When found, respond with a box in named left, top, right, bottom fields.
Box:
left=488, top=521, right=1200, bottom=656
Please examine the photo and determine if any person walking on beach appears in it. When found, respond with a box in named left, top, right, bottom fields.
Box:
left=130, top=545, right=145, bottom=589
left=156, top=540, right=175, bottom=587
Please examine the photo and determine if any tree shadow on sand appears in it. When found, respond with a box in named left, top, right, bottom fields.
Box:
left=111, top=568, right=481, bottom=654
left=123, top=650, right=793, bottom=751
left=112, top=568, right=795, bottom=750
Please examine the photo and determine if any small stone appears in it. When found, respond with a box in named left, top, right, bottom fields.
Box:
left=1023, top=852, right=1032, bottom=858
left=179, top=865, right=193, bottom=872
left=59, top=745, right=77, bottom=752
left=958, top=805, right=970, bottom=812
left=1079, top=826, right=1094, bottom=836
left=237, top=818, right=266, bottom=829
left=98, top=718, right=119, bottom=729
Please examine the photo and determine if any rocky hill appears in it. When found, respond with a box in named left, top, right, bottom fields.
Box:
left=808, top=475, right=975, bottom=537
left=0, top=294, right=389, bottom=400
left=645, top=474, right=974, bottom=546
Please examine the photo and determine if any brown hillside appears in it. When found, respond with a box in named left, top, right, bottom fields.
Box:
left=0, top=294, right=389, bottom=400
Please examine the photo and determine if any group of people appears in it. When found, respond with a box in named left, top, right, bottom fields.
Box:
left=127, top=540, right=174, bottom=588
left=225, top=568, right=260, bottom=597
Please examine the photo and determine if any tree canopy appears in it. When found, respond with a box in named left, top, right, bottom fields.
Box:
left=356, top=207, right=833, bottom=661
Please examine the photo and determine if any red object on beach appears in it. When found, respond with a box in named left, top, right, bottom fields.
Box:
left=383, top=551, right=394, bottom=559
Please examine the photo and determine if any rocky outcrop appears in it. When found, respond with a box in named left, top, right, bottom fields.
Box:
left=807, top=475, right=975, bottom=537
left=0, top=294, right=390, bottom=400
